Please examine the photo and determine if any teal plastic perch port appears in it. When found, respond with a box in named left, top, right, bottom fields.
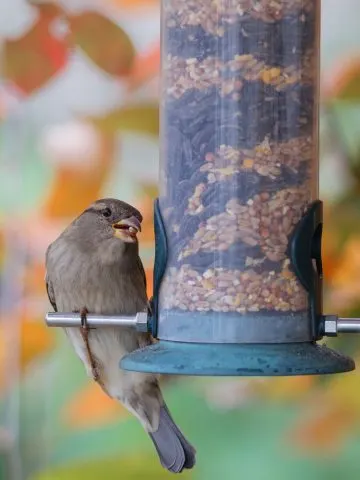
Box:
left=120, top=0, right=356, bottom=377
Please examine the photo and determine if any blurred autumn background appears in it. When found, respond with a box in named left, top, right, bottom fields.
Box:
left=1, top=0, right=360, bottom=479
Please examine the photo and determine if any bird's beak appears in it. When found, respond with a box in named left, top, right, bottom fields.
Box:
left=112, top=216, right=141, bottom=242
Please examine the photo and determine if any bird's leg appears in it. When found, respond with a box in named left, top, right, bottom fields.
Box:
left=79, top=307, right=100, bottom=383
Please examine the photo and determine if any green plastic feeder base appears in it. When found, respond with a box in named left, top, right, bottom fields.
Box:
left=120, top=341, right=355, bottom=376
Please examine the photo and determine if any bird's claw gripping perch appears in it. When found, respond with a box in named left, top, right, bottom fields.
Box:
left=79, top=307, right=100, bottom=383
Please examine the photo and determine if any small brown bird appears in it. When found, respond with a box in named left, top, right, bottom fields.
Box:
left=45, top=198, right=196, bottom=473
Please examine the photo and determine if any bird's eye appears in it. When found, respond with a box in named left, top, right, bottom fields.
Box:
left=102, top=208, right=112, bottom=218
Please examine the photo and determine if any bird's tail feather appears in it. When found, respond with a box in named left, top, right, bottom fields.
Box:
left=148, top=404, right=196, bottom=474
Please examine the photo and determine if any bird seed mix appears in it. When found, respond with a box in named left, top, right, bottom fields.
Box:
left=159, top=0, right=319, bottom=316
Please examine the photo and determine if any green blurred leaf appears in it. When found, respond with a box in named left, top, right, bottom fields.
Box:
left=139, top=182, right=159, bottom=199
left=88, top=105, right=159, bottom=136
left=68, top=12, right=135, bottom=77
left=0, top=123, right=53, bottom=214
left=9, top=372, right=360, bottom=480
left=333, top=67, right=360, bottom=101
left=327, top=101, right=360, bottom=172
left=324, top=196, right=360, bottom=253
left=30, top=454, right=193, bottom=480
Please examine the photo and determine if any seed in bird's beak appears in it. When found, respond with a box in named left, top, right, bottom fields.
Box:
left=112, top=216, right=141, bottom=241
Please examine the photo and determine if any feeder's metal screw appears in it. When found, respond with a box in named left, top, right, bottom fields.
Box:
left=136, top=312, right=150, bottom=333
left=323, top=315, right=338, bottom=337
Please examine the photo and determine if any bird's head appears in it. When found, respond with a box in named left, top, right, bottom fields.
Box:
left=73, top=198, right=143, bottom=246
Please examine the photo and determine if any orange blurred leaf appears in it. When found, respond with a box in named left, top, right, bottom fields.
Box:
left=43, top=168, right=107, bottom=218
left=108, top=0, right=159, bottom=8
left=4, top=3, right=68, bottom=94
left=331, top=236, right=360, bottom=288
left=322, top=221, right=341, bottom=280
left=287, top=368, right=360, bottom=455
left=288, top=402, right=356, bottom=455
left=324, top=57, right=360, bottom=101
left=328, top=236, right=360, bottom=308
left=68, top=11, right=135, bottom=77
left=258, top=376, right=315, bottom=402
left=128, top=41, right=160, bottom=90
left=62, top=382, right=130, bottom=429
left=23, top=262, right=47, bottom=296
left=326, top=365, right=360, bottom=410
left=145, top=267, right=154, bottom=299
left=20, top=317, right=55, bottom=368
left=42, top=133, right=115, bottom=219
left=0, top=229, right=4, bottom=270
left=136, top=191, right=156, bottom=244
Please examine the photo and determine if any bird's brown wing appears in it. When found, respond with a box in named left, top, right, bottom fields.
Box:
left=46, top=275, right=57, bottom=312
left=137, top=255, right=147, bottom=292
left=45, top=244, right=58, bottom=312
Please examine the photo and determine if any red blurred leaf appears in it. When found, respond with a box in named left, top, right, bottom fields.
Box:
left=68, top=11, right=135, bottom=77
left=3, top=3, right=68, bottom=94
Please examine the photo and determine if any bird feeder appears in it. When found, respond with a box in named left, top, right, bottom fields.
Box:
left=46, top=0, right=360, bottom=375
left=120, top=0, right=355, bottom=376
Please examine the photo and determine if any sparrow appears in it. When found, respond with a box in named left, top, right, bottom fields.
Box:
left=45, top=198, right=196, bottom=473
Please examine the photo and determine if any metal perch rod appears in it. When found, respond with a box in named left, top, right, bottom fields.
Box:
left=336, top=318, right=360, bottom=334
left=45, top=312, right=149, bottom=332
left=323, top=316, right=360, bottom=336
left=46, top=312, right=360, bottom=337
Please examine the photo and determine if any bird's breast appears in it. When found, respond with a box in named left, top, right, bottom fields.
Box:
left=51, top=247, right=147, bottom=315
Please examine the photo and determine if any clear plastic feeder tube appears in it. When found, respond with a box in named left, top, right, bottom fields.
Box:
left=158, top=0, right=320, bottom=342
